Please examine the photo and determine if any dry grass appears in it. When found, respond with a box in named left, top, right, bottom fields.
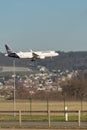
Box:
left=0, top=100, right=87, bottom=111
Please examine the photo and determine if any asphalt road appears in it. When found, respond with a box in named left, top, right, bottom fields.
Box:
left=0, top=121, right=87, bottom=127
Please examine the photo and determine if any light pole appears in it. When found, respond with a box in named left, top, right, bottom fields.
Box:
left=13, top=60, right=16, bottom=116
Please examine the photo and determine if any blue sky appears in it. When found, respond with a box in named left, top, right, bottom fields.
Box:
left=0, top=0, right=87, bottom=52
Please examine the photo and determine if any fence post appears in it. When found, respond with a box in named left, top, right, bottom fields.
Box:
left=78, top=110, right=81, bottom=127
left=19, top=110, right=22, bottom=127
left=29, top=97, right=32, bottom=116
left=65, top=106, right=68, bottom=121
left=48, top=109, right=51, bottom=127
left=47, top=98, right=49, bottom=114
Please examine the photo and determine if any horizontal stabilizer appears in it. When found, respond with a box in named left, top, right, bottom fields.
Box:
left=8, top=52, right=20, bottom=58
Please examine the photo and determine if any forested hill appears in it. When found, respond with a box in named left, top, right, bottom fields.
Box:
left=0, top=51, right=87, bottom=71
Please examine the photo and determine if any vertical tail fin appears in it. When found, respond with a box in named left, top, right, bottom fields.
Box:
left=5, top=44, right=20, bottom=58
left=5, top=44, right=13, bottom=54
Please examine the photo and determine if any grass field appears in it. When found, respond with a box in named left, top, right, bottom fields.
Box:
left=0, top=100, right=86, bottom=125
left=0, top=100, right=87, bottom=111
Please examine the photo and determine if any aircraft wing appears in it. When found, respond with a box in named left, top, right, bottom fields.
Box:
left=32, top=52, right=40, bottom=59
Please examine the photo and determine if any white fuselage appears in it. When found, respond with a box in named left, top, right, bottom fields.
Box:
left=5, top=44, right=59, bottom=60
left=17, top=50, right=58, bottom=59
left=17, top=51, right=33, bottom=58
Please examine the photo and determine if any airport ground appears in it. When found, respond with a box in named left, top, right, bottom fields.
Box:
left=0, top=100, right=86, bottom=129
left=0, top=100, right=87, bottom=111
left=0, top=128, right=87, bottom=130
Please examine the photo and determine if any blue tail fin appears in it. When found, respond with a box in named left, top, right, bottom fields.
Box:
left=5, top=44, right=20, bottom=58
left=5, top=44, right=13, bottom=54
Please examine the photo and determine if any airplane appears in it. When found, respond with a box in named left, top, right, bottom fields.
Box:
left=5, top=44, right=59, bottom=61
